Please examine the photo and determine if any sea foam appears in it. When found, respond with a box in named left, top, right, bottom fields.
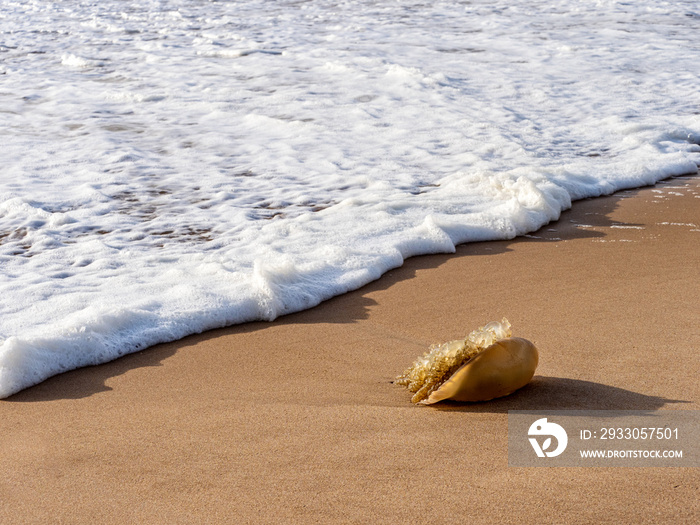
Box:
left=1, top=0, right=699, bottom=397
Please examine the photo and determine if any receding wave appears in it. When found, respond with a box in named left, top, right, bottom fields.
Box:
left=1, top=0, right=699, bottom=397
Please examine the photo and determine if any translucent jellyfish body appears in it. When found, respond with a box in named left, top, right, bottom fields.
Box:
left=396, top=319, right=538, bottom=404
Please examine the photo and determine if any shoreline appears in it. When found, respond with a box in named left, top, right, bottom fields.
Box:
left=1, top=174, right=698, bottom=523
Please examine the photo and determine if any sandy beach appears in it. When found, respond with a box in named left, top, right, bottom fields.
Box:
left=1, top=175, right=698, bottom=524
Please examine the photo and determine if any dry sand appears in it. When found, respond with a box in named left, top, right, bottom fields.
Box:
left=1, top=175, right=698, bottom=524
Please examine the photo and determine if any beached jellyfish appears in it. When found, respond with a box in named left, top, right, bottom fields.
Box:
left=396, top=319, right=538, bottom=404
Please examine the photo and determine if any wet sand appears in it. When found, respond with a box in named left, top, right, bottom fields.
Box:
left=1, top=175, right=698, bottom=524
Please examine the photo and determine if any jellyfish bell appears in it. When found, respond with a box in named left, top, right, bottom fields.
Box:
left=419, top=337, right=538, bottom=404
left=396, top=319, right=538, bottom=405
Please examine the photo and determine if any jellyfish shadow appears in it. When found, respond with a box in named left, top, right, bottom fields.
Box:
left=427, top=376, right=691, bottom=413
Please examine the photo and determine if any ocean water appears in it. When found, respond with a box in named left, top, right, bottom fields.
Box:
left=1, top=0, right=699, bottom=398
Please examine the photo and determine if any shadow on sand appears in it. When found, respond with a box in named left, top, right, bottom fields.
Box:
left=425, top=376, right=690, bottom=413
